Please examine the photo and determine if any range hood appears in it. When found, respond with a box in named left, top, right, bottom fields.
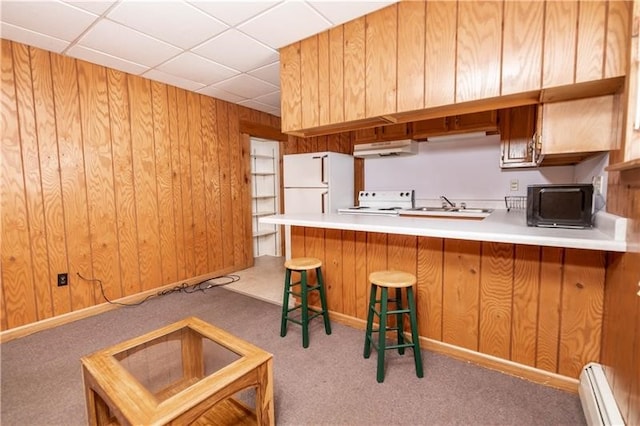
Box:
left=353, top=139, right=419, bottom=158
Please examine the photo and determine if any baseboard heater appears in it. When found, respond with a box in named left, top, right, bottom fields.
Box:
left=579, top=362, right=625, bottom=425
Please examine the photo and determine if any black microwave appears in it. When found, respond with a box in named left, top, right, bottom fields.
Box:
left=526, top=184, right=594, bottom=228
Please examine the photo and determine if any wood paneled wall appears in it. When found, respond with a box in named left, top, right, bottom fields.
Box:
left=0, top=40, right=282, bottom=331
left=602, top=154, right=640, bottom=422
left=291, top=226, right=606, bottom=380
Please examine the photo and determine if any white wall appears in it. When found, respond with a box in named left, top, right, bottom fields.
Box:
left=364, top=134, right=607, bottom=206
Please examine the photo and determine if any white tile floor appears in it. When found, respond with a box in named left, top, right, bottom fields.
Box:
left=224, top=255, right=285, bottom=306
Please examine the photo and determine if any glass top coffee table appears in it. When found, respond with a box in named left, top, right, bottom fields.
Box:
left=80, top=317, right=274, bottom=425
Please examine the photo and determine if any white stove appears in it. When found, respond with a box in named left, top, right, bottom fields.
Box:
left=338, top=190, right=415, bottom=216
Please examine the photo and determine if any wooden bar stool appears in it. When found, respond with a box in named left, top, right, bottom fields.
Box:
left=280, top=257, right=331, bottom=348
left=363, top=270, right=423, bottom=383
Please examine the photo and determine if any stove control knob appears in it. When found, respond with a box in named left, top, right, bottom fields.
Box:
left=371, top=192, right=376, bottom=197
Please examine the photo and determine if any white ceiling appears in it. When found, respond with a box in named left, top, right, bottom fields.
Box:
left=0, top=0, right=397, bottom=117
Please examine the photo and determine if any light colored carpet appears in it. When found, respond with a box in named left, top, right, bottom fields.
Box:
left=0, top=257, right=585, bottom=425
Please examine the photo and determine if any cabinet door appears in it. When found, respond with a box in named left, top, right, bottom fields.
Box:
left=541, top=95, right=618, bottom=155
left=500, top=105, right=537, bottom=168
left=453, top=110, right=498, bottom=132
left=412, top=117, right=449, bottom=139
left=379, top=123, right=410, bottom=141
left=280, top=43, right=301, bottom=133
left=353, top=127, right=378, bottom=143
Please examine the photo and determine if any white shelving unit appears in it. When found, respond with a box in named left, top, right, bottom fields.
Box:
left=251, top=139, right=280, bottom=257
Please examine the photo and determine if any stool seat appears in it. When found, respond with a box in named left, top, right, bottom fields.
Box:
left=369, top=270, right=416, bottom=288
left=284, top=257, right=322, bottom=270
left=364, top=269, right=423, bottom=383
left=281, top=257, right=331, bottom=348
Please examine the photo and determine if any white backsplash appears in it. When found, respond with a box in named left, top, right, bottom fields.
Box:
left=364, top=134, right=608, bottom=209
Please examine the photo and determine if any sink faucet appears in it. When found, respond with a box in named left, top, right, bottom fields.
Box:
left=440, top=195, right=456, bottom=208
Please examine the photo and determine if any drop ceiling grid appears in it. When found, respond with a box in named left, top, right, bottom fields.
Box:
left=0, top=0, right=398, bottom=117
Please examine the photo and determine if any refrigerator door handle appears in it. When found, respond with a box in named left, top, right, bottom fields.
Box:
left=322, top=191, right=328, bottom=213
left=312, top=154, right=329, bottom=185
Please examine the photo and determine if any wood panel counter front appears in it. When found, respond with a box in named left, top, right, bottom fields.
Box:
left=261, top=211, right=627, bottom=391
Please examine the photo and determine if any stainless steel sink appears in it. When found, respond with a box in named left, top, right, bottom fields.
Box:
left=406, top=207, right=493, bottom=213
left=400, top=206, right=493, bottom=218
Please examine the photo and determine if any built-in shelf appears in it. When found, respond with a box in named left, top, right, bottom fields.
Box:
left=251, top=141, right=280, bottom=257
left=253, top=230, right=278, bottom=238
left=253, top=211, right=275, bottom=217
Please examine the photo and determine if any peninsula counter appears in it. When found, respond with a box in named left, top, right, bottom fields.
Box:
left=260, top=210, right=628, bottom=390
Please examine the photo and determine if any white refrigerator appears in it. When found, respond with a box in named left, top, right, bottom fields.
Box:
left=283, top=151, right=354, bottom=258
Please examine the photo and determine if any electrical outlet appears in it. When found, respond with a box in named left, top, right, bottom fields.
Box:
left=57, top=273, right=68, bottom=287
left=593, top=175, right=603, bottom=195
left=510, top=179, right=519, bottom=192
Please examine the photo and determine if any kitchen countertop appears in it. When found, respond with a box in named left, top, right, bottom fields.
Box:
left=260, top=209, right=628, bottom=252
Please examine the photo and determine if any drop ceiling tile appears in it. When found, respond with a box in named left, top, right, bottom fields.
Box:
left=1, top=0, right=98, bottom=42
left=64, top=1, right=117, bottom=15
left=308, top=1, right=396, bottom=26
left=66, top=45, right=148, bottom=75
left=143, top=69, right=206, bottom=92
left=238, top=99, right=278, bottom=116
left=253, top=91, right=280, bottom=108
left=247, top=61, right=280, bottom=87
left=193, top=29, right=278, bottom=73
left=197, top=86, right=246, bottom=104
left=156, top=52, right=239, bottom=85
left=189, top=1, right=280, bottom=26
left=0, top=22, right=69, bottom=53
left=77, top=19, right=181, bottom=67
left=238, top=1, right=331, bottom=49
left=213, top=74, right=278, bottom=99
left=107, top=0, right=227, bottom=49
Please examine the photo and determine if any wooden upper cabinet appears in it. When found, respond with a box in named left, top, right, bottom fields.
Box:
left=343, top=17, right=366, bottom=122
left=540, top=95, right=619, bottom=156
left=501, top=1, right=543, bottom=95
left=379, top=123, right=410, bottom=140
left=300, top=36, right=319, bottom=129
left=365, top=4, right=397, bottom=117
left=605, top=1, right=631, bottom=78
left=280, top=42, right=301, bottom=133
left=576, top=0, right=607, bottom=83
left=353, top=127, right=378, bottom=143
left=279, top=0, right=628, bottom=136
left=543, top=1, right=578, bottom=88
left=456, top=1, right=502, bottom=103
left=328, top=27, right=344, bottom=125
left=453, top=110, right=497, bottom=132
left=499, top=105, right=538, bottom=168
left=412, top=118, right=449, bottom=138
left=317, top=32, right=330, bottom=127
left=353, top=123, right=410, bottom=144
left=397, top=1, right=426, bottom=112
left=425, top=1, right=457, bottom=108
left=412, top=111, right=497, bottom=139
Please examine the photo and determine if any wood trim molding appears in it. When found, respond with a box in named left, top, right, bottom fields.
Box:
left=327, top=309, right=579, bottom=393
left=0, top=267, right=240, bottom=343
left=239, top=120, right=288, bottom=141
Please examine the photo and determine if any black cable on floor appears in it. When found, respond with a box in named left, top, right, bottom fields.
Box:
left=76, top=273, right=240, bottom=307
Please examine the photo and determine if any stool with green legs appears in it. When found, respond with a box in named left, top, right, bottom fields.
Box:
left=280, top=257, right=331, bottom=348
left=364, top=270, right=423, bottom=383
